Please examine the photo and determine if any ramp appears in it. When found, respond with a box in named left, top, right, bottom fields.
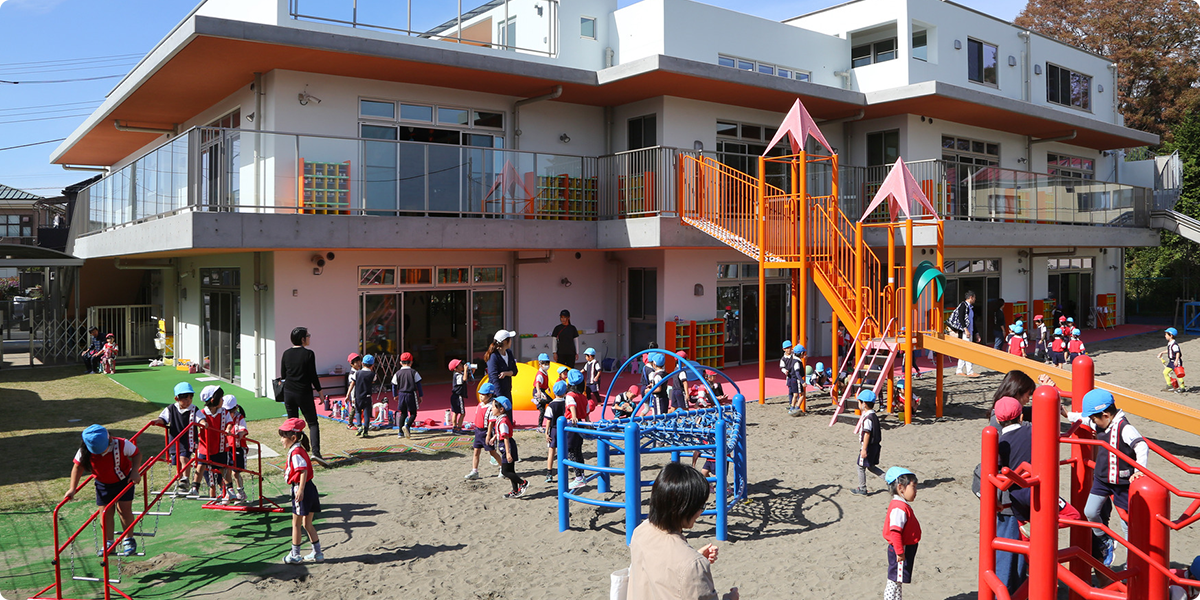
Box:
left=1151, top=209, right=1200, bottom=245
left=919, top=332, right=1200, bottom=435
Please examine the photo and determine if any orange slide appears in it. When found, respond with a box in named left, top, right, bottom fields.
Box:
left=920, top=332, right=1200, bottom=436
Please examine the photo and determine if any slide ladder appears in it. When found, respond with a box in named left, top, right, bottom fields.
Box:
left=830, top=332, right=898, bottom=426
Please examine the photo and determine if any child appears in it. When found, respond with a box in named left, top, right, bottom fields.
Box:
left=1168, top=556, right=1200, bottom=600
left=583, top=348, right=602, bottom=413
left=1068, top=330, right=1087, bottom=363
left=1159, top=327, right=1186, bottom=393
left=150, top=382, right=199, bottom=493
left=851, top=390, right=884, bottom=496
left=810, top=362, right=832, bottom=391
left=280, top=418, right=323, bottom=564
left=780, top=341, right=806, bottom=414
left=544, top=380, right=569, bottom=483
left=64, top=425, right=141, bottom=557
left=565, top=373, right=589, bottom=490
left=640, top=343, right=659, bottom=390
left=668, top=351, right=690, bottom=413
left=883, top=467, right=921, bottom=600
left=837, top=323, right=853, bottom=370
left=533, top=353, right=551, bottom=432
left=490, top=396, right=528, bottom=498
left=353, top=355, right=376, bottom=436
left=193, top=385, right=233, bottom=500
left=612, top=384, right=639, bottom=419
left=706, top=371, right=730, bottom=405
left=464, top=382, right=502, bottom=480
left=1007, top=325, right=1026, bottom=358
left=101, top=333, right=119, bottom=374
left=344, top=352, right=362, bottom=424
left=1033, top=315, right=1049, bottom=362
left=647, top=353, right=669, bottom=415
left=223, top=395, right=249, bottom=504
left=1050, top=328, right=1067, bottom=368
left=391, top=352, right=423, bottom=439
left=1070, top=389, right=1148, bottom=567
left=449, top=358, right=474, bottom=434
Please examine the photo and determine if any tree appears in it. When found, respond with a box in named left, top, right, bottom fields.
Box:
left=1014, top=0, right=1200, bottom=142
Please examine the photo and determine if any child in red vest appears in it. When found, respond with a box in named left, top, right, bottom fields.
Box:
left=883, top=467, right=921, bottom=600
left=192, top=385, right=234, bottom=500
left=101, top=333, right=119, bottom=374
left=1007, top=325, right=1026, bottom=358
left=533, top=354, right=551, bottom=431
left=65, top=425, right=142, bottom=557
left=1068, top=330, right=1087, bottom=363
left=281, top=418, right=322, bottom=564
left=1050, top=328, right=1067, bottom=368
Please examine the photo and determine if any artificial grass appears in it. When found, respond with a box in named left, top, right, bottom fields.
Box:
left=107, top=365, right=286, bottom=422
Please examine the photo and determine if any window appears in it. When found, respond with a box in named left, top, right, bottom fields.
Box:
left=472, top=111, right=504, bottom=129
left=2, top=214, right=30, bottom=237
left=581, top=16, right=596, bottom=39
left=941, top=135, right=999, bottom=167
left=912, top=29, right=928, bottom=61
left=437, top=107, right=470, bottom=126
left=437, top=267, right=470, bottom=284
left=399, top=104, right=434, bottom=122
left=499, top=18, right=516, bottom=50
left=1047, top=64, right=1091, bottom=110
left=628, top=114, right=657, bottom=150
left=866, top=130, right=900, bottom=167
left=1047, top=153, right=1094, bottom=179
left=852, top=39, right=897, bottom=68
left=473, top=266, right=504, bottom=284
left=360, top=267, right=396, bottom=287
left=398, top=268, right=433, bottom=285
left=716, top=55, right=809, bottom=81
left=360, top=99, right=395, bottom=119
left=200, top=268, right=241, bottom=287
left=968, top=38, right=998, bottom=85
left=718, top=56, right=735, bottom=68
left=1047, top=258, right=1093, bottom=270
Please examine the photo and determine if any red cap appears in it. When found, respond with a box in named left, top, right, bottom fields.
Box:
left=628, top=385, right=640, bottom=396
left=106, top=333, right=115, bottom=338
left=1059, top=315, right=1067, bottom=321
left=281, top=417, right=307, bottom=432
left=993, top=396, right=1022, bottom=422
left=1033, top=315, right=1043, bottom=321
left=400, top=351, right=413, bottom=362
left=347, top=352, right=361, bottom=364
left=448, top=359, right=462, bottom=371
left=676, top=350, right=687, bottom=358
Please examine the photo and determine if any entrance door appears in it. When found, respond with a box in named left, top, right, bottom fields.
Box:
left=628, top=268, right=658, bottom=358
left=199, top=112, right=240, bottom=212
left=472, top=290, right=504, bottom=364
left=1049, top=272, right=1093, bottom=326
left=404, top=290, right=468, bottom=383
left=717, top=286, right=741, bottom=364
left=738, top=282, right=787, bottom=364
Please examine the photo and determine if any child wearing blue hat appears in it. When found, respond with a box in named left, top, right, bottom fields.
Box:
left=533, top=353, right=552, bottom=432
left=882, top=466, right=921, bottom=600
left=566, top=369, right=589, bottom=489
left=490, top=397, right=528, bottom=498
left=65, top=425, right=142, bottom=557
left=647, top=353, right=669, bottom=415
left=852, top=390, right=885, bottom=496
left=1070, top=388, right=1149, bottom=567
left=350, top=354, right=375, bottom=437
left=465, top=382, right=501, bottom=481
left=780, top=341, right=806, bottom=414
left=543, top=380, right=571, bottom=483
left=583, top=347, right=603, bottom=413
left=1007, top=325, right=1026, bottom=358
left=150, top=382, right=200, bottom=493
left=1159, top=328, right=1186, bottom=393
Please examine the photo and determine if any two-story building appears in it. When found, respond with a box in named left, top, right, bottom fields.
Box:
left=52, top=0, right=1159, bottom=396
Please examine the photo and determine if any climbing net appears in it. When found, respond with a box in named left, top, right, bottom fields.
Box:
left=586, top=407, right=743, bottom=455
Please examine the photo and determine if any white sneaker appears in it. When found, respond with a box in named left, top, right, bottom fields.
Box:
left=489, top=457, right=498, bottom=466
left=464, top=470, right=480, bottom=480
left=236, top=488, right=247, bottom=502
left=304, top=550, right=325, bottom=563
left=283, top=553, right=304, bottom=564
left=569, top=476, right=586, bottom=490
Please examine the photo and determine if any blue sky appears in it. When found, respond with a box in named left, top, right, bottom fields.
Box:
left=0, top=0, right=1028, bottom=197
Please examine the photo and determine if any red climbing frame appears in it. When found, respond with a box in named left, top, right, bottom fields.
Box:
left=979, top=355, right=1200, bottom=600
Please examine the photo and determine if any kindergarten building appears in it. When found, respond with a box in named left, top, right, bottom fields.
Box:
left=53, top=0, right=1168, bottom=396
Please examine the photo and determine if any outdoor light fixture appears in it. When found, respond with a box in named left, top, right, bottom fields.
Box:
left=245, top=112, right=255, bottom=123
left=694, top=284, right=704, bottom=296
left=560, top=277, right=572, bottom=288
left=298, top=90, right=322, bottom=105
left=559, top=133, right=571, bottom=143
left=953, top=39, right=962, bottom=50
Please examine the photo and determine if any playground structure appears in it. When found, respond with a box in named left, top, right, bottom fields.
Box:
left=557, top=351, right=748, bottom=543
left=677, top=97, right=1200, bottom=436
left=33, top=421, right=283, bottom=600
left=979, top=354, right=1200, bottom=600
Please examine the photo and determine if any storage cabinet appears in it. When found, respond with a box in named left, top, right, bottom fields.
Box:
left=299, top=159, right=351, bottom=214
left=665, top=319, right=725, bottom=371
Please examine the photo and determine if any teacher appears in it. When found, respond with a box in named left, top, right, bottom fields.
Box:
left=552, top=309, right=579, bottom=367
left=280, top=326, right=327, bottom=458
left=485, top=329, right=519, bottom=399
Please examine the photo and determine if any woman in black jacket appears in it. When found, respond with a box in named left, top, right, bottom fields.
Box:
left=485, top=329, right=519, bottom=399
left=280, top=326, right=327, bottom=458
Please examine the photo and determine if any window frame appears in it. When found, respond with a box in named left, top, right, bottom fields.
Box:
left=912, top=29, right=928, bottom=62
left=359, top=98, right=397, bottom=120
left=580, top=16, right=597, bottom=40
left=967, top=38, right=999, bottom=87
left=866, top=129, right=901, bottom=167
left=716, top=54, right=808, bottom=81
left=1046, top=63, right=1092, bottom=112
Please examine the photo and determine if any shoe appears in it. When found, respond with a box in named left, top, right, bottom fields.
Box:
left=850, top=487, right=867, bottom=495
left=544, top=475, right=554, bottom=484
left=403, top=426, right=411, bottom=439
left=504, top=490, right=521, bottom=499
left=120, top=538, right=137, bottom=557
left=489, top=457, right=499, bottom=466
left=236, top=488, right=246, bottom=502
left=966, top=373, right=981, bottom=378
left=1102, top=536, right=1115, bottom=566
left=1176, top=388, right=1186, bottom=394
left=1163, top=387, right=1177, bottom=392
left=496, top=472, right=505, bottom=478
left=284, top=553, right=304, bottom=564
left=187, top=485, right=200, bottom=498
left=536, top=427, right=545, bottom=433
left=176, top=480, right=191, bottom=493
left=217, top=493, right=231, bottom=505
left=464, top=470, right=480, bottom=480
left=304, top=549, right=325, bottom=563
left=569, top=476, right=586, bottom=490
left=518, top=479, right=529, bottom=494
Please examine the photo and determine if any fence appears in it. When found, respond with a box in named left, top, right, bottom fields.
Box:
left=87, top=305, right=159, bottom=359
left=29, top=317, right=90, bottom=366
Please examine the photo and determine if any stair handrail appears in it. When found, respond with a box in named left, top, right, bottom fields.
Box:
left=1062, top=435, right=1200, bottom=529
left=836, top=314, right=881, bottom=376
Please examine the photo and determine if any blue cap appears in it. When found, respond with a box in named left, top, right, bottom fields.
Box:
left=1190, top=555, right=1200, bottom=579
left=1012, top=325, right=1024, bottom=334
left=815, top=362, right=824, bottom=373
left=652, top=353, right=665, bottom=367
left=885, top=466, right=915, bottom=485
left=1016, top=320, right=1024, bottom=327
left=857, top=389, right=876, bottom=405
left=363, top=354, right=375, bottom=365
left=538, top=353, right=550, bottom=362
left=552, top=381, right=568, bottom=397
left=82, top=424, right=109, bottom=454
left=795, top=344, right=806, bottom=354
left=1081, top=389, right=1115, bottom=418
left=1054, top=328, right=1063, bottom=336
left=1167, top=327, right=1179, bottom=336
left=173, top=382, right=194, bottom=396
left=1067, top=317, right=1074, bottom=323
left=567, top=369, right=584, bottom=385
left=557, top=366, right=569, bottom=374
left=782, top=340, right=792, bottom=350
left=494, top=396, right=512, bottom=411
left=584, top=347, right=596, bottom=356
left=478, top=382, right=496, bottom=395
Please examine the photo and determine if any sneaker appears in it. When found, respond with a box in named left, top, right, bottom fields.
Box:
left=464, top=470, right=480, bottom=480
left=569, top=476, right=586, bottom=490
left=489, top=457, right=499, bottom=466
left=1103, top=536, right=1115, bottom=566
left=496, top=472, right=505, bottom=478
left=187, top=485, right=200, bottom=498
left=1176, top=388, right=1186, bottom=394
left=1163, top=387, right=1177, bottom=392
left=304, top=550, right=325, bottom=563
left=284, top=553, right=304, bottom=565
left=850, top=487, right=868, bottom=496
left=504, top=491, right=519, bottom=498
left=217, top=493, right=231, bottom=505
left=518, top=479, right=529, bottom=494
left=236, top=488, right=247, bottom=502
left=120, top=538, right=137, bottom=557
left=544, top=475, right=554, bottom=484
left=176, top=480, right=191, bottom=493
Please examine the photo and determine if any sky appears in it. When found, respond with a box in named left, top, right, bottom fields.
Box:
left=0, top=0, right=1028, bottom=198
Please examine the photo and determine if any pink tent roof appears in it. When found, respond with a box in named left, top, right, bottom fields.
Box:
left=763, top=99, right=834, bottom=156
left=858, top=157, right=942, bottom=223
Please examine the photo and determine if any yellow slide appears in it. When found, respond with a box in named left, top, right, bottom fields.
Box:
left=919, top=332, right=1200, bottom=435
left=478, top=360, right=571, bottom=411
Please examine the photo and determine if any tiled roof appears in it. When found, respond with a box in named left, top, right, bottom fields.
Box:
left=0, top=183, right=42, bottom=201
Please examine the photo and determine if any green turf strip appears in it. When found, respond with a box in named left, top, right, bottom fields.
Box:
left=107, top=366, right=287, bottom=422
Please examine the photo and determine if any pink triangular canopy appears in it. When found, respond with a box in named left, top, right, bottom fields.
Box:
left=762, top=98, right=834, bottom=156
left=858, top=157, right=942, bottom=222
left=482, top=159, right=535, bottom=203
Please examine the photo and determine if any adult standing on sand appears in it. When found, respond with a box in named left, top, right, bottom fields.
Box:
left=280, top=327, right=327, bottom=459
left=486, top=329, right=519, bottom=400
left=629, top=463, right=739, bottom=600
left=949, top=291, right=980, bottom=377
left=552, top=309, right=579, bottom=367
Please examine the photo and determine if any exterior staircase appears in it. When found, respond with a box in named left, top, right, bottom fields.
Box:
left=829, top=334, right=898, bottom=426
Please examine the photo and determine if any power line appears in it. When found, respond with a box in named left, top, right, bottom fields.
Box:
left=0, top=100, right=103, bottom=113
left=0, top=139, right=67, bottom=152
left=0, top=62, right=138, bottom=76
left=0, top=113, right=92, bottom=125
left=0, top=74, right=125, bottom=85
left=0, top=105, right=101, bottom=118
left=0, top=53, right=142, bottom=68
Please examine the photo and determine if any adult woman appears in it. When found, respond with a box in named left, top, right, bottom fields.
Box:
left=485, top=329, right=519, bottom=400
left=629, top=463, right=738, bottom=600
left=280, top=327, right=327, bottom=458
left=987, top=370, right=1038, bottom=428
left=552, top=309, right=579, bottom=367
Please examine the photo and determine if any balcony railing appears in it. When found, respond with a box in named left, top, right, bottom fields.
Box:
left=77, top=129, right=1154, bottom=237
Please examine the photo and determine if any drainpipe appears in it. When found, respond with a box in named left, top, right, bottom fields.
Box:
left=606, top=251, right=625, bottom=356
left=834, top=71, right=852, bottom=90
left=62, top=165, right=108, bottom=172
left=512, top=251, right=554, bottom=350
left=1018, top=31, right=1031, bottom=102
left=513, top=85, right=563, bottom=150
left=254, top=251, right=265, bottom=397
left=818, top=109, right=865, bottom=126
left=253, top=72, right=263, bottom=211
left=1108, top=63, right=1119, bottom=125
left=1027, top=131, right=1077, bottom=172
left=114, top=121, right=175, bottom=135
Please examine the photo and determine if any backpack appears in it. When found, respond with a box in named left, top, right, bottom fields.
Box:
left=947, top=302, right=967, bottom=334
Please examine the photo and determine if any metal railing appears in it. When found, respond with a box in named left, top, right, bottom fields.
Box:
left=289, top=0, right=560, bottom=57
left=87, top=305, right=158, bottom=358
left=599, top=147, right=690, bottom=218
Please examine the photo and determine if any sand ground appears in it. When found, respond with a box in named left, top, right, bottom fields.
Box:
left=198, top=330, right=1200, bottom=599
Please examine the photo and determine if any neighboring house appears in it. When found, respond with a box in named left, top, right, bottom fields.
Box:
left=0, top=184, right=41, bottom=248
left=49, top=0, right=1159, bottom=395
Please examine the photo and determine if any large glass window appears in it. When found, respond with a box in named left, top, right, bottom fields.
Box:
left=361, top=124, right=398, bottom=215
left=968, top=38, right=998, bottom=86
left=866, top=130, right=900, bottom=167
left=1047, top=64, right=1091, bottom=110
left=852, top=39, right=897, bottom=68
left=628, top=115, right=657, bottom=150
left=912, top=29, right=928, bottom=61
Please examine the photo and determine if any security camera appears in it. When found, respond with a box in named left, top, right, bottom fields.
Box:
left=311, top=255, right=326, bottom=268
left=325, top=251, right=335, bottom=262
